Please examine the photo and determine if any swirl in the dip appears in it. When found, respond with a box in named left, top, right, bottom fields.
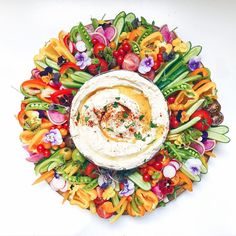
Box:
left=70, top=70, right=169, bottom=170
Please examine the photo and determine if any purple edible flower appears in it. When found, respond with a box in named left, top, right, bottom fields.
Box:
left=98, top=174, right=116, bottom=189
left=119, top=179, right=135, bottom=197
left=44, top=128, right=63, bottom=146
left=138, top=56, right=154, bottom=74
left=188, top=57, right=201, bottom=71
left=75, top=52, right=91, bottom=69
left=185, top=158, right=202, bottom=175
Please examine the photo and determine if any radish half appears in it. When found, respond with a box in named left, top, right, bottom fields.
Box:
left=90, top=32, right=108, bottom=45
left=95, top=26, right=105, bottom=35
left=47, top=110, right=68, bottom=125
left=190, top=141, right=205, bottom=155
left=163, top=165, right=176, bottom=178
left=104, top=26, right=117, bottom=42
left=203, top=139, right=216, bottom=151
left=169, top=160, right=181, bottom=170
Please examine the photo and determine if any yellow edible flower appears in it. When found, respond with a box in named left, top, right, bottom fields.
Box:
left=102, top=186, right=116, bottom=200
left=119, top=32, right=129, bottom=43
left=172, top=38, right=188, bottom=53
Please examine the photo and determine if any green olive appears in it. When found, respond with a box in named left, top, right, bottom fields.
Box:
left=72, top=148, right=86, bottom=163
left=59, top=147, right=72, bottom=161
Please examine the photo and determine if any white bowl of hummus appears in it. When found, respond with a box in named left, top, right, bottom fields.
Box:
left=70, top=70, right=169, bottom=170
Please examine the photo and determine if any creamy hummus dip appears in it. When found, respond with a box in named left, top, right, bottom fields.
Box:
left=70, top=70, right=169, bottom=170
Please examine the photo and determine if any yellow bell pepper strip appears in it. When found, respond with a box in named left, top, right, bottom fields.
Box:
left=190, top=67, right=210, bottom=77
left=28, top=128, right=49, bottom=152
left=109, top=200, right=128, bottom=223
left=136, top=189, right=158, bottom=212
left=140, top=32, right=163, bottom=48
left=102, top=186, right=116, bottom=200
left=101, top=196, right=128, bottom=213
left=32, top=170, right=54, bottom=185
left=70, top=195, right=90, bottom=209
left=20, top=130, right=35, bottom=144
left=177, top=171, right=193, bottom=192
left=89, top=201, right=96, bottom=214
left=192, top=79, right=211, bottom=91
left=84, top=189, right=97, bottom=201
left=195, top=82, right=216, bottom=97
left=62, top=190, right=70, bottom=204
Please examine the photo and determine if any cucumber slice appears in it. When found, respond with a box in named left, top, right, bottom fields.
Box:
left=45, top=57, right=60, bottom=71
left=207, top=130, right=230, bottom=143
left=128, top=172, right=151, bottom=191
left=114, top=16, right=125, bottom=46
left=182, top=45, right=202, bottom=64
left=180, top=165, right=201, bottom=182
left=200, top=164, right=208, bottom=174
left=186, top=99, right=205, bottom=117
left=208, top=125, right=229, bottom=134
left=125, top=12, right=136, bottom=23
left=69, top=73, right=87, bottom=84
left=34, top=60, right=47, bottom=69
left=113, top=11, right=126, bottom=25
left=74, top=71, right=92, bottom=80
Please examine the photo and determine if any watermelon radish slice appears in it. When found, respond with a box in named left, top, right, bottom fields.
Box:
left=163, top=165, right=176, bottom=178
left=95, top=26, right=105, bottom=35
left=47, top=110, right=68, bottom=125
left=69, top=41, right=76, bottom=54
left=26, top=153, right=44, bottom=163
left=104, top=26, right=117, bottom=42
left=151, top=185, right=164, bottom=200
left=190, top=141, right=205, bottom=155
left=203, top=139, right=216, bottom=151
left=90, top=32, right=108, bottom=45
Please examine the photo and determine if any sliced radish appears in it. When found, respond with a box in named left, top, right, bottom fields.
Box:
left=203, top=139, right=216, bottom=151
left=95, top=26, right=105, bottom=35
left=26, top=153, right=44, bottom=163
left=190, top=141, right=205, bottom=155
left=75, top=40, right=86, bottom=52
left=50, top=180, right=59, bottom=191
left=104, top=26, right=117, bottom=42
left=60, top=182, right=68, bottom=193
left=85, top=24, right=94, bottom=34
left=169, top=160, right=181, bottom=170
left=160, top=24, right=176, bottom=44
left=90, top=32, right=108, bottom=45
left=47, top=110, right=68, bottom=125
left=163, top=165, right=176, bottom=178
left=69, top=41, right=76, bottom=54
left=122, top=53, right=140, bottom=71
left=51, top=177, right=66, bottom=189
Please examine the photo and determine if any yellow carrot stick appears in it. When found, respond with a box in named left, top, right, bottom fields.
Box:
left=32, top=170, right=54, bottom=185
left=110, top=200, right=128, bottom=223
left=62, top=190, right=70, bottom=204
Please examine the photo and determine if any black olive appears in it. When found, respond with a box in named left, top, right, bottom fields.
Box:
left=205, top=100, right=221, bottom=114
left=211, top=112, right=224, bottom=126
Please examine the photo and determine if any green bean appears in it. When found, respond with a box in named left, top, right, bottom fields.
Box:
left=83, top=178, right=98, bottom=190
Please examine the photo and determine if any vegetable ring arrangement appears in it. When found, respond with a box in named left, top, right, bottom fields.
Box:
left=18, top=11, right=230, bottom=222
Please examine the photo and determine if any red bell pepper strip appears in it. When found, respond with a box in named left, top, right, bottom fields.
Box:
left=63, top=33, right=70, bottom=50
left=59, top=62, right=80, bottom=75
left=50, top=88, right=75, bottom=104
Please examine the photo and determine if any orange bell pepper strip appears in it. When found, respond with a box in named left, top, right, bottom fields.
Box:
left=136, top=189, right=158, bottom=212
left=190, top=67, right=210, bottom=77
left=62, top=190, right=70, bottom=204
left=195, top=82, right=216, bottom=97
left=177, top=171, right=193, bottom=192
left=32, top=170, right=54, bottom=185
left=192, top=79, right=211, bottom=90
left=101, top=196, right=127, bottom=213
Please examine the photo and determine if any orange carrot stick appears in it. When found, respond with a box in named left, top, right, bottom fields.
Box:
left=32, top=170, right=54, bottom=185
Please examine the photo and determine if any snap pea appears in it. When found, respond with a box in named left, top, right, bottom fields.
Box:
left=131, top=197, right=140, bottom=214
left=78, top=22, right=93, bottom=50
left=162, top=71, right=189, bottom=90
left=186, top=99, right=205, bottom=117
left=22, top=97, right=42, bottom=104
left=163, top=83, right=191, bottom=98
left=131, top=41, right=140, bottom=54
left=26, top=102, right=50, bottom=111
left=83, top=178, right=98, bottom=190
left=70, top=25, right=80, bottom=43
left=69, top=71, right=92, bottom=84
left=137, top=28, right=153, bottom=45
left=64, top=175, right=92, bottom=184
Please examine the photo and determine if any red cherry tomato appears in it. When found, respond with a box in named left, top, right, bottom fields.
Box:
left=84, top=163, right=98, bottom=178
left=43, top=149, right=51, bottom=158
left=191, top=109, right=212, bottom=131
left=152, top=61, right=161, bottom=71
left=37, top=144, right=45, bottom=153
left=167, top=96, right=176, bottom=104
left=152, top=162, right=163, bottom=171
left=157, top=53, right=163, bottom=62
left=118, top=48, right=125, bottom=57
left=96, top=204, right=113, bottom=219
left=116, top=55, right=124, bottom=66
left=170, top=116, right=180, bottom=129
left=122, top=42, right=131, bottom=52
left=94, top=198, right=106, bottom=205
left=62, top=123, right=69, bottom=129
left=91, top=38, right=98, bottom=45
left=113, top=50, right=119, bottom=58
left=99, top=58, right=108, bottom=72
left=143, top=173, right=151, bottom=182
left=122, top=53, right=140, bottom=71
left=93, top=43, right=106, bottom=57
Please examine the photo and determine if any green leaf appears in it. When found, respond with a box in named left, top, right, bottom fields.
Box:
left=113, top=102, right=119, bottom=108
left=150, top=121, right=157, bottom=128
left=123, top=112, right=129, bottom=118
left=106, top=127, right=114, bottom=132
left=134, top=132, right=142, bottom=140
left=139, top=114, right=145, bottom=121
left=125, top=122, right=135, bottom=128
left=76, top=112, right=80, bottom=121
left=115, top=97, right=120, bottom=100
left=85, top=116, right=90, bottom=122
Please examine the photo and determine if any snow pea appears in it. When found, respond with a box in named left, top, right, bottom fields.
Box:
left=162, top=83, right=191, bottom=98
left=63, top=175, right=92, bottom=184
left=83, top=178, right=98, bottom=190
left=26, top=102, right=68, bottom=114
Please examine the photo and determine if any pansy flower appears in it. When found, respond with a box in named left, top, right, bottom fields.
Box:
left=138, top=56, right=154, bottom=74
left=188, top=57, right=201, bottom=71
left=119, top=179, right=135, bottom=197
left=185, top=158, right=202, bottom=175
left=44, top=128, right=63, bottom=145
left=75, top=52, right=91, bottom=69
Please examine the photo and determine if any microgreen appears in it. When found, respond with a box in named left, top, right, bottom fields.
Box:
left=150, top=121, right=157, bottom=128
left=139, top=114, right=145, bottom=121
left=134, top=132, right=142, bottom=140
left=123, top=112, right=129, bottom=118
left=113, top=102, right=119, bottom=108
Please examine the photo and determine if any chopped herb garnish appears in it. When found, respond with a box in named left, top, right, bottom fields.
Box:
left=134, top=132, right=142, bottom=140
left=115, top=97, right=120, bottom=100
left=84, top=105, right=89, bottom=109
left=85, top=116, right=90, bottom=122
left=106, top=127, right=114, bottom=132
left=150, top=121, right=157, bottom=128
left=103, top=105, right=107, bottom=112
left=76, top=112, right=80, bottom=121
left=123, top=112, right=129, bottom=118
left=113, top=101, right=118, bottom=108
left=139, top=114, right=145, bottom=120
left=125, top=122, right=135, bottom=128
left=148, top=139, right=156, bottom=145
left=120, top=119, right=125, bottom=123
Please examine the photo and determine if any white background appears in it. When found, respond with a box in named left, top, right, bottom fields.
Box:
left=0, top=0, right=236, bottom=235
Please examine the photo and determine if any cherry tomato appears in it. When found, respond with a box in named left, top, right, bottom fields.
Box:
left=43, top=142, right=52, bottom=150
left=62, top=123, right=69, bottom=129
left=122, top=42, right=131, bottom=52
left=99, top=58, right=108, bottom=72
left=157, top=53, right=163, bottom=62
left=84, top=163, right=98, bottom=178
left=93, top=43, right=106, bottom=57
left=191, top=109, right=212, bottom=131
left=113, top=50, right=119, bottom=58
left=122, top=53, right=140, bottom=71
left=143, top=173, right=151, bottom=182
left=118, top=48, right=125, bottom=57
left=152, top=162, right=163, bottom=171
left=43, top=149, right=51, bottom=158
left=152, top=61, right=161, bottom=71
left=170, top=116, right=180, bottom=129
left=91, top=38, right=98, bottom=45
left=167, top=96, right=176, bottom=104
left=109, top=41, right=116, bottom=50
left=37, top=144, right=45, bottom=153
left=116, top=55, right=124, bottom=66
left=94, top=197, right=106, bottom=205
left=60, top=128, right=68, bottom=136
left=140, top=166, right=149, bottom=175
left=96, top=204, right=113, bottom=219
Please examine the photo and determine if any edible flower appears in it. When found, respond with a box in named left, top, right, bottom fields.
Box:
left=75, top=52, right=91, bottom=69
left=44, top=128, right=63, bottom=145
left=119, top=179, right=135, bottom=197
left=188, top=57, right=201, bottom=71
left=160, top=25, right=176, bottom=44
left=172, top=38, right=188, bottom=53
left=50, top=175, right=68, bottom=192
left=98, top=173, right=116, bottom=189
left=76, top=40, right=87, bottom=52
left=138, top=56, right=154, bottom=74
left=185, top=158, right=202, bottom=175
